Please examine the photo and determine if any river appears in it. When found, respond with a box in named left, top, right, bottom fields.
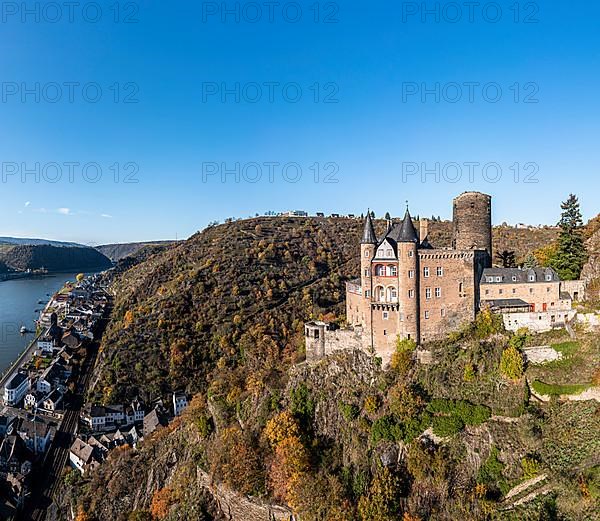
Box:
left=0, top=272, right=91, bottom=373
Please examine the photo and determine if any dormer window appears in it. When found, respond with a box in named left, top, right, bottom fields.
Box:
left=545, top=275, right=552, bottom=281
left=386, top=249, right=392, bottom=256
left=495, top=276, right=502, bottom=282
left=512, top=276, right=517, bottom=281
left=378, top=249, right=384, bottom=257
left=529, top=275, right=535, bottom=282
left=487, top=276, right=494, bottom=283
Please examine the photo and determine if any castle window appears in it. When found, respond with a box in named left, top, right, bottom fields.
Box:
left=485, top=289, right=489, bottom=295
left=459, top=282, right=464, bottom=294
left=388, top=287, right=398, bottom=301
left=529, top=275, right=535, bottom=282
left=408, top=289, right=415, bottom=298
left=376, top=286, right=385, bottom=301
left=499, top=289, right=503, bottom=295
left=365, top=290, right=371, bottom=298
left=364, top=268, right=370, bottom=277
left=408, top=251, right=414, bottom=257
left=423, top=267, right=430, bottom=277
left=435, top=287, right=441, bottom=298
left=547, top=287, right=550, bottom=292
left=436, top=267, right=443, bottom=276
left=512, top=288, right=516, bottom=294
left=314, top=330, right=319, bottom=339
left=389, top=265, right=398, bottom=276
left=364, top=250, right=370, bottom=257
left=529, top=288, right=534, bottom=294
left=408, top=270, right=415, bottom=279
left=378, top=249, right=384, bottom=257
left=425, top=288, right=432, bottom=299
left=441, top=308, right=446, bottom=317
left=376, top=265, right=386, bottom=276
left=383, top=312, right=389, bottom=320
left=424, top=311, right=430, bottom=319
left=383, top=330, right=387, bottom=335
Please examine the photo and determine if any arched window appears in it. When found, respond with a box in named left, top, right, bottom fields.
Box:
left=375, top=286, right=385, bottom=302
left=389, top=265, right=398, bottom=277
left=387, top=286, right=398, bottom=302
left=375, top=265, right=386, bottom=277
left=459, top=282, right=464, bottom=294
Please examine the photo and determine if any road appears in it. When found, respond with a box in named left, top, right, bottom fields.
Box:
left=20, top=307, right=110, bottom=521
left=0, top=332, right=42, bottom=390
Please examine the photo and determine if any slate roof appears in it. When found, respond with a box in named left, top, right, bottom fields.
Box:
left=482, top=298, right=530, bottom=308
left=481, top=267, right=560, bottom=284
left=6, top=373, right=28, bottom=391
left=361, top=212, right=377, bottom=244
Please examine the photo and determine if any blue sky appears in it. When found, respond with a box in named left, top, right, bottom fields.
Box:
left=0, top=0, right=598, bottom=244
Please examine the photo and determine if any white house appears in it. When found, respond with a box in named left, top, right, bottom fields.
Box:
left=172, top=392, right=188, bottom=417
left=42, top=390, right=63, bottom=412
left=69, top=438, right=100, bottom=474
left=4, top=373, right=30, bottom=406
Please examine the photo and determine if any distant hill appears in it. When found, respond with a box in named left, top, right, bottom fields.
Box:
left=96, top=241, right=174, bottom=262
left=0, top=236, right=84, bottom=247
left=0, top=244, right=112, bottom=273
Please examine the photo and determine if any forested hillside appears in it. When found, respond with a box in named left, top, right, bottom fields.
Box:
left=58, top=216, right=600, bottom=521
left=0, top=244, right=112, bottom=272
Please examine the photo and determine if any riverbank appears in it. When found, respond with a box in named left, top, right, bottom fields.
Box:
left=0, top=266, right=111, bottom=283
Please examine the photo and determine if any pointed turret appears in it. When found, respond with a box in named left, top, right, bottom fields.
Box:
left=398, top=208, right=419, bottom=243
left=361, top=211, right=377, bottom=244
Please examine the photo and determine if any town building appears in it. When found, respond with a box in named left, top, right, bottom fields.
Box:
left=3, top=373, right=30, bottom=407
left=172, top=392, right=188, bottom=416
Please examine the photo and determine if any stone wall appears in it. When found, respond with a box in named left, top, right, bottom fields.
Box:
left=502, top=310, right=576, bottom=332
left=197, top=468, right=295, bottom=521
left=305, top=323, right=370, bottom=362
left=560, top=279, right=586, bottom=301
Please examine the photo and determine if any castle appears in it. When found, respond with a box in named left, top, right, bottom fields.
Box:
left=305, top=191, right=585, bottom=363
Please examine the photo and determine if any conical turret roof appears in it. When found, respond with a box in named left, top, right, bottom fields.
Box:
left=361, top=211, right=377, bottom=244
left=397, top=209, right=419, bottom=243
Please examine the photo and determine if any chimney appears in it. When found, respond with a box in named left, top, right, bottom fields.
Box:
left=420, top=218, right=429, bottom=241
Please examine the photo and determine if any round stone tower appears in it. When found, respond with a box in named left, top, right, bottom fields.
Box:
left=452, top=192, right=492, bottom=262
left=397, top=209, right=420, bottom=342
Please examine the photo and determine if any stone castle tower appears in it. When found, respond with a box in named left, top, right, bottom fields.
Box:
left=452, top=191, right=492, bottom=262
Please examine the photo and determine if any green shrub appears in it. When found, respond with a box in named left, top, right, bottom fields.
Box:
left=426, top=399, right=491, bottom=426
left=432, top=415, right=463, bottom=437
left=531, top=380, right=590, bottom=397
left=521, top=456, right=540, bottom=479
left=463, top=363, right=476, bottom=382
left=290, top=383, right=315, bottom=420
left=478, top=446, right=509, bottom=498
left=370, top=416, right=402, bottom=444
left=339, top=402, right=359, bottom=422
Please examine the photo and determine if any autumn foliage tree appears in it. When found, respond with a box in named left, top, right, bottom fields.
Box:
left=150, top=487, right=174, bottom=520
